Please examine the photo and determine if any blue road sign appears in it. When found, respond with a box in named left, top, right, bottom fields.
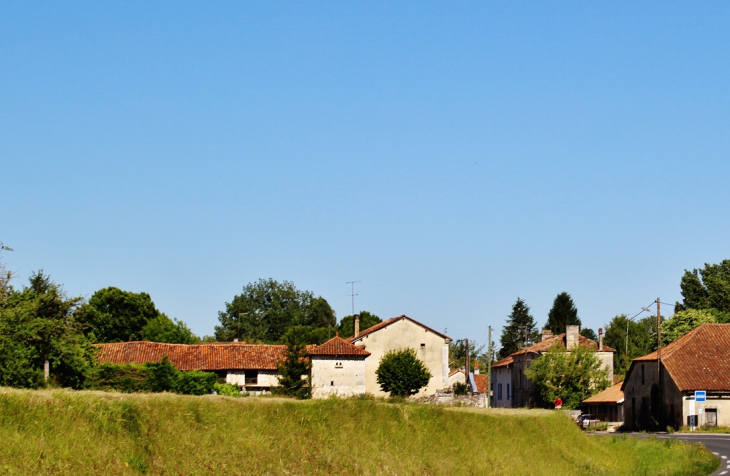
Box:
left=695, top=390, right=706, bottom=402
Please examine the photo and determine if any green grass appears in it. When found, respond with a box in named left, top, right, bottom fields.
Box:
left=677, top=425, right=730, bottom=433
left=0, top=387, right=719, bottom=475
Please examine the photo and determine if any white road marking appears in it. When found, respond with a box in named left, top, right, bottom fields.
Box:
left=720, top=471, right=727, bottom=475
left=723, top=455, right=728, bottom=459
left=715, top=452, right=720, bottom=455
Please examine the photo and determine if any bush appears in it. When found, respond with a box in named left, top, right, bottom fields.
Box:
left=145, top=357, right=179, bottom=392
left=90, top=363, right=149, bottom=393
left=213, top=382, right=243, bottom=397
left=453, top=382, right=469, bottom=396
left=376, top=348, right=432, bottom=397
left=177, top=371, right=216, bottom=395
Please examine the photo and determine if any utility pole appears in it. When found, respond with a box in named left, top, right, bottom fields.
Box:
left=465, top=338, right=470, bottom=392
left=625, top=318, right=629, bottom=373
left=657, top=297, right=662, bottom=425
left=487, top=326, right=493, bottom=409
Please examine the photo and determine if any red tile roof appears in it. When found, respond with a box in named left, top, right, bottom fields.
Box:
left=583, top=382, right=624, bottom=404
left=95, top=341, right=296, bottom=371
left=629, top=323, right=730, bottom=392
left=449, top=369, right=465, bottom=377
left=309, top=335, right=370, bottom=357
left=474, top=374, right=489, bottom=394
left=511, top=333, right=616, bottom=356
left=491, top=356, right=514, bottom=368
left=350, top=315, right=452, bottom=342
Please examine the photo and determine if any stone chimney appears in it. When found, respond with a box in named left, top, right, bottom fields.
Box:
left=541, top=329, right=553, bottom=341
left=566, top=325, right=580, bottom=350
left=474, top=361, right=480, bottom=375
left=354, top=314, right=360, bottom=337
left=598, top=327, right=604, bottom=351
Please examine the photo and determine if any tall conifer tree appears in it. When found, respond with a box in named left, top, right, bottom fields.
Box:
left=544, top=292, right=581, bottom=334
left=498, top=298, right=538, bottom=359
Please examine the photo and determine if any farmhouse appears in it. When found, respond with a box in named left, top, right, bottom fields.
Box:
left=95, top=314, right=452, bottom=399
left=350, top=315, right=452, bottom=397
left=622, top=323, right=730, bottom=430
left=491, top=325, right=615, bottom=408
left=95, top=341, right=293, bottom=392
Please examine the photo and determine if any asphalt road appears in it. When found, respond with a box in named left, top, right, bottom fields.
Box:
left=591, top=432, right=730, bottom=476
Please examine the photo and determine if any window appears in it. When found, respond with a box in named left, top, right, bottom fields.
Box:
left=331, top=381, right=334, bottom=386
left=335, top=361, right=343, bottom=369
left=420, top=343, right=426, bottom=348
left=497, top=383, right=503, bottom=400
left=507, top=384, right=510, bottom=400
left=706, top=409, right=718, bottom=427
left=245, top=370, right=259, bottom=385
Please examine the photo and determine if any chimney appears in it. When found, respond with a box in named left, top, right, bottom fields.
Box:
left=598, top=327, right=604, bottom=351
left=541, top=329, right=553, bottom=341
left=566, top=325, right=580, bottom=350
left=474, top=361, right=480, bottom=375
left=354, top=314, right=360, bottom=337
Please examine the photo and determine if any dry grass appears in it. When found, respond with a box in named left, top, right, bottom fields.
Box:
left=0, top=387, right=718, bottom=475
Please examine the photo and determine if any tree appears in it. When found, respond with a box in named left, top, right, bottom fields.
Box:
left=661, top=309, right=717, bottom=346
left=524, top=343, right=610, bottom=409
left=0, top=271, right=94, bottom=388
left=338, top=310, right=382, bottom=338
left=498, top=298, right=539, bottom=359
left=676, top=260, right=730, bottom=315
left=141, top=314, right=199, bottom=344
left=215, top=278, right=336, bottom=343
left=448, top=338, right=485, bottom=373
left=603, top=314, right=654, bottom=377
left=77, top=287, right=160, bottom=343
left=274, top=332, right=311, bottom=399
left=580, top=328, right=597, bottom=341
left=376, top=348, right=432, bottom=397
left=544, top=292, right=581, bottom=335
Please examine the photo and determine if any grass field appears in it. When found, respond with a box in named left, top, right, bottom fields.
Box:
left=0, top=388, right=719, bottom=475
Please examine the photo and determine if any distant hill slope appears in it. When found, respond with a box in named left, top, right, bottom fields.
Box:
left=0, top=388, right=717, bottom=475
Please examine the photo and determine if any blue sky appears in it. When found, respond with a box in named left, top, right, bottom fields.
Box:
left=2, top=2, right=729, bottom=346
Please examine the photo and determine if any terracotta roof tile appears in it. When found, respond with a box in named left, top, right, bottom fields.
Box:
left=350, top=315, right=451, bottom=342
left=449, top=369, right=465, bottom=377
left=94, top=341, right=294, bottom=371
left=583, top=382, right=624, bottom=404
left=511, top=334, right=616, bottom=356
left=630, top=323, right=730, bottom=392
left=491, top=356, right=514, bottom=368
left=309, top=335, right=370, bottom=356
left=474, top=374, right=489, bottom=394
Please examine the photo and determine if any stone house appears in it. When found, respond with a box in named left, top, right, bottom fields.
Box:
left=95, top=341, right=292, bottom=392
left=309, top=335, right=370, bottom=399
left=490, top=355, right=513, bottom=408
left=349, top=315, right=452, bottom=397
left=622, top=323, right=730, bottom=430
left=582, top=382, right=624, bottom=423
left=491, top=325, right=615, bottom=408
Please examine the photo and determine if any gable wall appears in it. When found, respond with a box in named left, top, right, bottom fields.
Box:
left=311, top=356, right=367, bottom=398
left=355, top=319, right=449, bottom=397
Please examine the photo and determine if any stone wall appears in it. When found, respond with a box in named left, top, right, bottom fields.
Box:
left=417, top=389, right=487, bottom=408
left=311, top=355, right=367, bottom=399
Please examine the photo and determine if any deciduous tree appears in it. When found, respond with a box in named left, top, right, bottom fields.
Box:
left=77, top=287, right=160, bottom=343
left=524, top=343, right=610, bottom=409
left=215, top=278, right=336, bottom=343
left=338, top=310, right=382, bottom=338
left=376, top=348, right=432, bottom=397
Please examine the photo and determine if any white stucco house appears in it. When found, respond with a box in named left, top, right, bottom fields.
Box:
left=309, top=335, right=370, bottom=399
left=349, top=314, right=452, bottom=397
